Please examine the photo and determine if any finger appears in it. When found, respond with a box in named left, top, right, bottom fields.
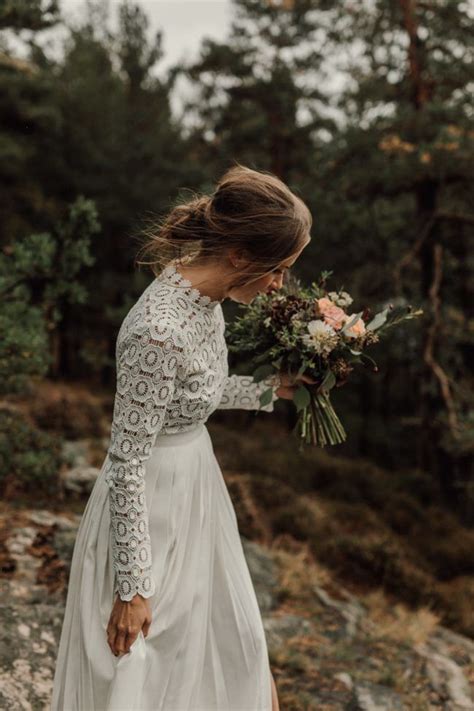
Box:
left=300, top=374, right=318, bottom=383
left=115, top=631, right=127, bottom=656
left=125, top=631, right=138, bottom=652
left=142, top=617, right=151, bottom=638
left=108, top=628, right=119, bottom=656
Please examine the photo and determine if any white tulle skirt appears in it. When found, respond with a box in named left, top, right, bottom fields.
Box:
left=51, top=423, right=272, bottom=711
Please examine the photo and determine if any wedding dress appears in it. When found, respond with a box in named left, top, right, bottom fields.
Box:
left=51, top=259, right=280, bottom=711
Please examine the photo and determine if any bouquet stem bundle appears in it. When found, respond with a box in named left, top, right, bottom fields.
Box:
left=295, top=389, right=347, bottom=447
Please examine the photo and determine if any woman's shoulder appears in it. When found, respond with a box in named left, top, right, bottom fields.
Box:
left=117, top=279, right=188, bottom=350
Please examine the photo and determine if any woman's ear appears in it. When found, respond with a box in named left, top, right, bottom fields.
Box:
left=227, top=247, right=253, bottom=269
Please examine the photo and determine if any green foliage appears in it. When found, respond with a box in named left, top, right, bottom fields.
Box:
left=181, top=0, right=336, bottom=180
left=0, top=408, right=62, bottom=497
left=0, top=302, right=50, bottom=394
left=0, top=0, right=472, bottom=509
left=0, top=0, right=60, bottom=31
left=0, top=197, right=99, bottom=394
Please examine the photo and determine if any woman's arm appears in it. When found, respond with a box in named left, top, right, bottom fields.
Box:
left=104, top=318, right=184, bottom=602
left=216, top=372, right=281, bottom=412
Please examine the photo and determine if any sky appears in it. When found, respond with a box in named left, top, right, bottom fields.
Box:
left=60, top=0, right=234, bottom=71
left=49, top=1, right=234, bottom=119
left=6, top=0, right=345, bottom=129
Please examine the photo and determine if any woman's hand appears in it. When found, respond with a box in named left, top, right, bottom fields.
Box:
left=107, top=593, right=152, bottom=657
left=275, top=371, right=319, bottom=401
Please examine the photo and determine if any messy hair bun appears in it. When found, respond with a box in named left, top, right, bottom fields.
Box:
left=135, top=162, right=312, bottom=288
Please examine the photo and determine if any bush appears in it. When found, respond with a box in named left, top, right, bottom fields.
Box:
left=314, top=533, right=439, bottom=607
left=0, top=407, right=63, bottom=499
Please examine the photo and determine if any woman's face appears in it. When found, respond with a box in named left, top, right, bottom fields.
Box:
left=227, top=237, right=311, bottom=305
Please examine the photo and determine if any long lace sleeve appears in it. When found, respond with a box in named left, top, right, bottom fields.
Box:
left=104, top=319, right=184, bottom=602
left=217, top=373, right=281, bottom=412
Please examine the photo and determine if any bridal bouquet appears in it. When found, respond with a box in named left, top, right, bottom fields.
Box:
left=225, top=270, right=423, bottom=447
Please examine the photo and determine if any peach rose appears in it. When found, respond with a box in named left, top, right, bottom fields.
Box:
left=316, top=297, right=347, bottom=330
left=344, top=317, right=366, bottom=338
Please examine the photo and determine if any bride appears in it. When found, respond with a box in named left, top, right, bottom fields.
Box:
left=51, top=163, right=314, bottom=710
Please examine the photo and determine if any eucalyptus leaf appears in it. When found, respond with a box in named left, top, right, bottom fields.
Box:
left=259, top=387, right=274, bottom=408
left=297, top=362, right=307, bottom=377
left=252, top=364, right=276, bottom=382
left=320, top=369, right=336, bottom=391
left=366, top=307, right=389, bottom=331
left=293, top=385, right=311, bottom=411
left=254, top=347, right=275, bottom=363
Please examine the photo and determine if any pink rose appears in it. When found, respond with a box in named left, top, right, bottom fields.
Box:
left=316, top=297, right=347, bottom=330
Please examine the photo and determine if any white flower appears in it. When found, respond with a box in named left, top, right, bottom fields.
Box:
left=328, top=290, right=353, bottom=308
left=302, top=319, right=338, bottom=355
left=263, top=316, right=272, bottom=327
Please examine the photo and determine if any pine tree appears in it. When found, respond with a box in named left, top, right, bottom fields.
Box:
left=180, top=0, right=336, bottom=184
left=0, top=197, right=99, bottom=394
left=0, top=0, right=62, bottom=242
left=319, top=0, right=474, bottom=509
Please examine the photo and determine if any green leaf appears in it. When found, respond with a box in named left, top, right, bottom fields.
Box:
left=366, top=307, right=389, bottom=331
left=320, top=369, right=336, bottom=391
left=259, top=387, right=274, bottom=407
left=254, top=347, right=275, bottom=364
left=293, top=385, right=311, bottom=411
left=296, top=362, right=307, bottom=377
left=253, top=364, right=276, bottom=382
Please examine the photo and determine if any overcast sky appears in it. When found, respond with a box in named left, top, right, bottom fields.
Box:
left=60, top=0, right=233, bottom=71
left=5, top=0, right=345, bottom=129
left=52, top=1, right=234, bottom=119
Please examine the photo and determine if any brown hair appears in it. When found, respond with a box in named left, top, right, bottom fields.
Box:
left=135, top=162, right=312, bottom=290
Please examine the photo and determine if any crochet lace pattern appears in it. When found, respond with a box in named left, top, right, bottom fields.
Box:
left=104, top=261, right=281, bottom=601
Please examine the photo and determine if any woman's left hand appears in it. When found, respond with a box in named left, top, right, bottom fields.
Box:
left=275, top=371, right=319, bottom=401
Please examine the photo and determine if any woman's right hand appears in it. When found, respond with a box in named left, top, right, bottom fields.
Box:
left=275, top=370, right=319, bottom=401
left=107, top=593, right=152, bottom=656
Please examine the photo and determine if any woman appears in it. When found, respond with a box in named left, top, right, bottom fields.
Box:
left=51, top=164, right=314, bottom=710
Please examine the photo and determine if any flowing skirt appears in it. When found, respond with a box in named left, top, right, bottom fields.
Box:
left=51, top=423, right=272, bottom=711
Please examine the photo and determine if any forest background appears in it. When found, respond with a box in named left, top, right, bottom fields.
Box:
left=1, top=0, right=473, bottom=643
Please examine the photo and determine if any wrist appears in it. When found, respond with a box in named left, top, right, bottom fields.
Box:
left=268, top=372, right=282, bottom=399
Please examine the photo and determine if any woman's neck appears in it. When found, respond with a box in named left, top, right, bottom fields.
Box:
left=175, top=257, right=228, bottom=303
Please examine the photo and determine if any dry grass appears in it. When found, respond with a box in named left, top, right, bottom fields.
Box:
left=271, top=535, right=331, bottom=605
left=363, top=588, right=441, bottom=644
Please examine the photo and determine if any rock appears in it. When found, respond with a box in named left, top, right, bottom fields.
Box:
left=60, top=439, right=91, bottom=468
left=416, top=643, right=473, bottom=709
left=241, top=537, right=279, bottom=613
left=313, top=583, right=365, bottom=640
left=335, top=672, right=354, bottom=689
left=54, top=528, right=79, bottom=584
left=431, top=625, right=474, bottom=665
left=349, top=681, right=405, bottom=710
left=62, top=465, right=100, bottom=495
left=263, top=613, right=314, bottom=651
left=5, top=526, right=42, bottom=587
left=28, top=509, right=80, bottom=530
left=0, top=602, right=64, bottom=711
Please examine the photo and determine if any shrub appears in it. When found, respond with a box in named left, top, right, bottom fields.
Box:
left=0, top=408, right=63, bottom=499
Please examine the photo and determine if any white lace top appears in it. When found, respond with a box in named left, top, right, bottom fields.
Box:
left=104, top=260, right=281, bottom=601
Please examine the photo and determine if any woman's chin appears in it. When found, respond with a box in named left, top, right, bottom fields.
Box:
left=229, top=291, right=251, bottom=305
